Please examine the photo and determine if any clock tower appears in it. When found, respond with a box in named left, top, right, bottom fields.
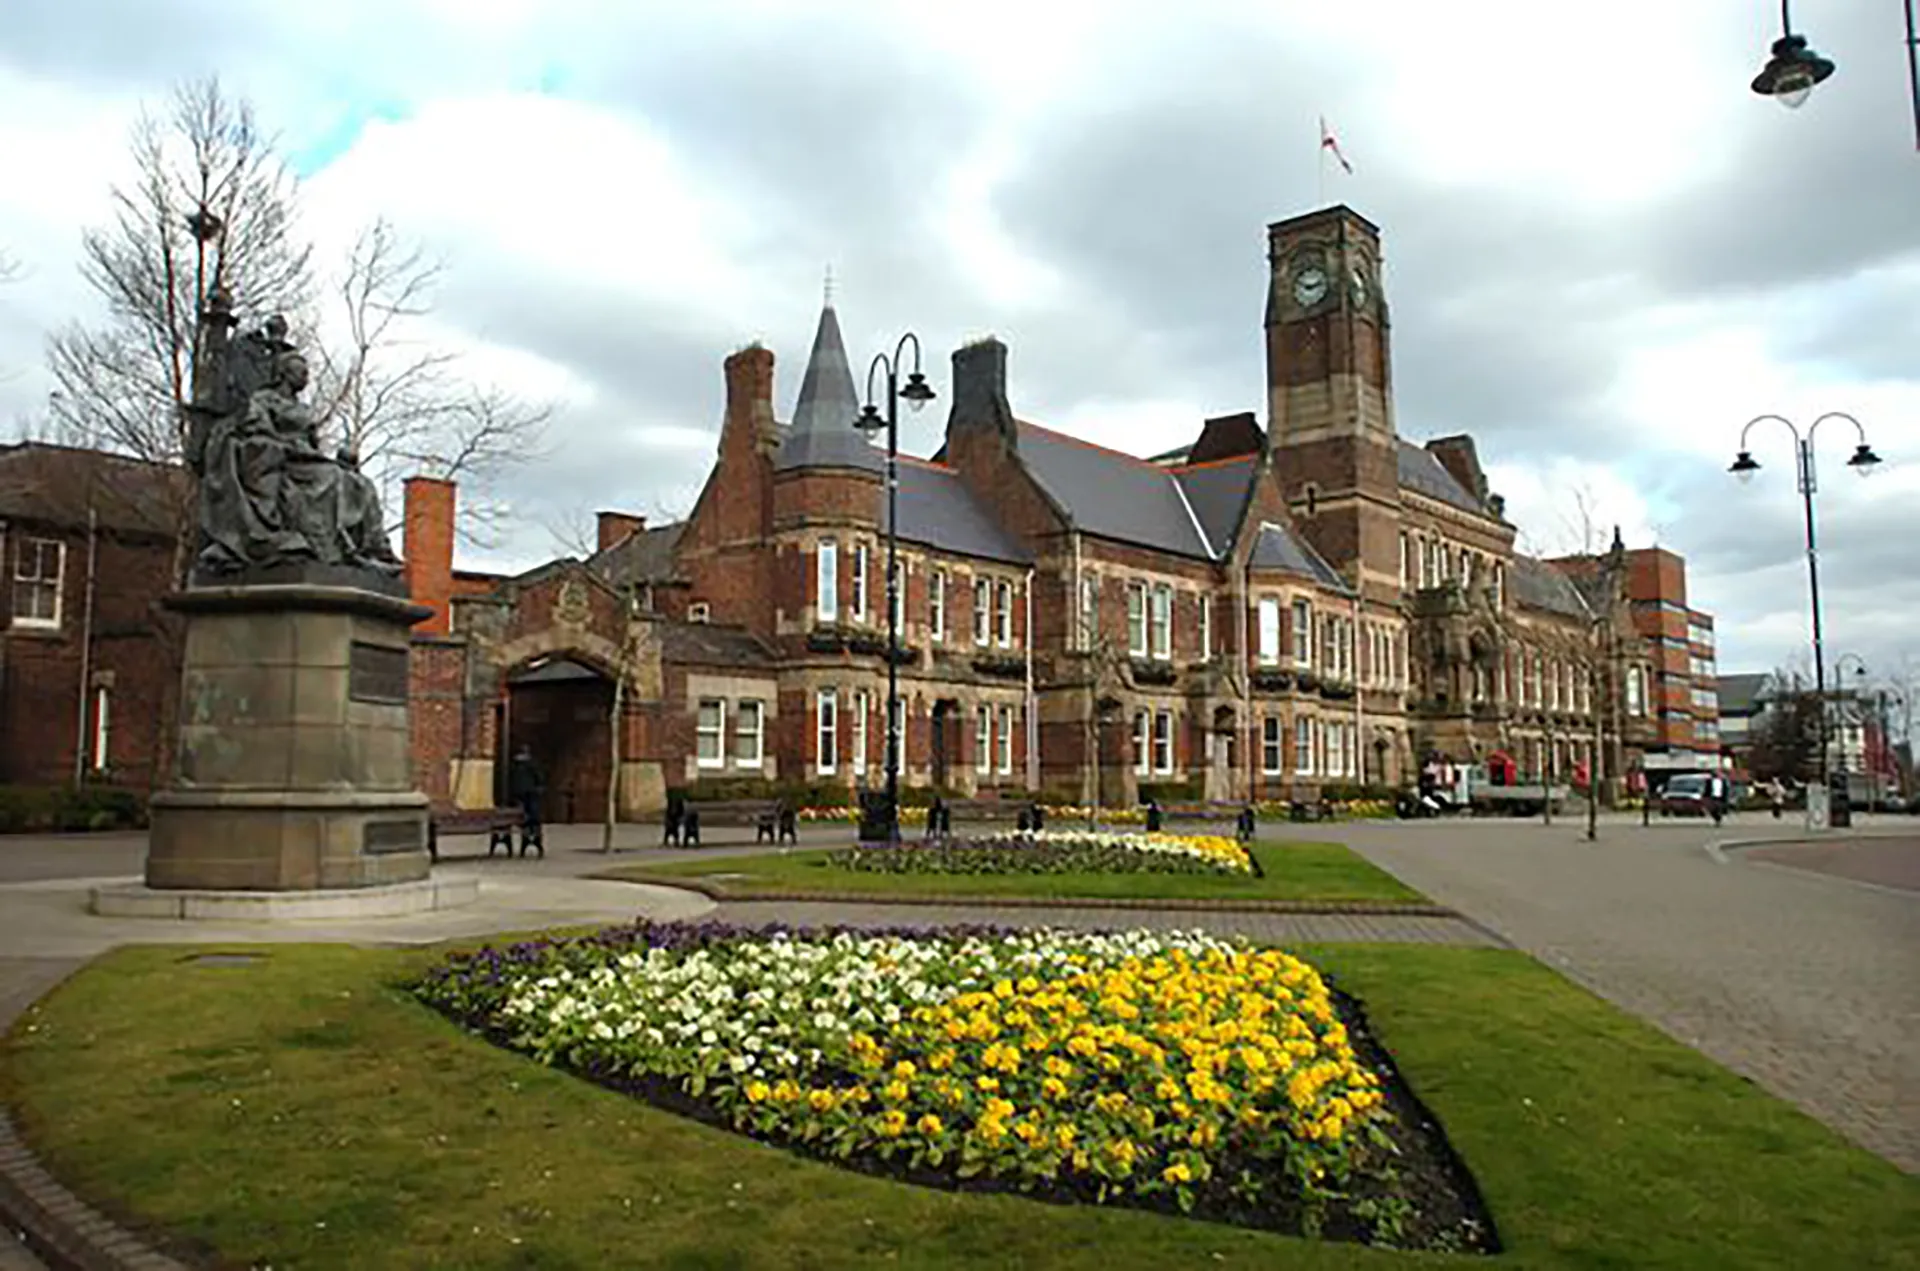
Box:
left=1263, top=204, right=1402, bottom=601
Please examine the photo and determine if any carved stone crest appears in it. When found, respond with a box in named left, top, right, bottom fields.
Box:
left=554, top=578, right=591, bottom=628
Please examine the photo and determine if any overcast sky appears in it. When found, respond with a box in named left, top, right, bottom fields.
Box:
left=1, top=0, right=1915, bottom=692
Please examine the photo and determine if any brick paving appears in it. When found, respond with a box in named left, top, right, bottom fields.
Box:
left=1327, top=819, right=1920, bottom=1173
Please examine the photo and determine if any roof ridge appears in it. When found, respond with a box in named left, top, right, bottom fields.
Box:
left=1172, top=454, right=1257, bottom=473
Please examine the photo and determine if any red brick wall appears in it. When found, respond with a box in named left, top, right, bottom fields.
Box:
left=409, top=638, right=468, bottom=805
left=0, top=524, right=179, bottom=793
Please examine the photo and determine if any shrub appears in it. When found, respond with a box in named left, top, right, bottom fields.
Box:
left=1137, top=779, right=1203, bottom=805
left=0, top=784, right=146, bottom=834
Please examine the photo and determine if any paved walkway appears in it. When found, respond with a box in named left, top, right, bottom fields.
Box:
left=1740, top=835, right=1920, bottom=893
left=1328, top=817, right=1920, bottom=1173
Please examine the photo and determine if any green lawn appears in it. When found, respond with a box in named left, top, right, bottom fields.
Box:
left=3, top=940, right=1914, bottom=1270
left=603, top=840, right=1429, bottom=906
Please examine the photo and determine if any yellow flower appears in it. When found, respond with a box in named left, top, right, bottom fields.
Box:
left=1044, top=1056, right=1074, bottom=1079
left=917, top=1113, right=944, bottom=1136
left=772, top=1080, right=801, bottom=1104
left=807, top=1089, right=837, bottom=1112
left=744, top=1080, right=771, bottom=1104
left=1162, top=1162, right=1193, bottom=1184
left=1041, top=1077, right=1068, bottom=1100
left=976, top=1075, right=999, bottom=1093
left=878, top=1109, right=908, bottom=1137
left=928, top=1049, right=956, bottom=1071
left=883, top=1081, right=910, bottom=1103
left=893, top=1060, right=917, bottom=1080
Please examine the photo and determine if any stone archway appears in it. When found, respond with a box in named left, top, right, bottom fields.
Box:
left=506, top=655, right=614, bottom=825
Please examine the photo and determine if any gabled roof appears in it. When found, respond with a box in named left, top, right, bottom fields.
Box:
left=882, top=460, right=1031, bottom=565
left=1173, top=456, right=1259, bottom=557
left=776, top=303, right=879, bottom=473
left=1715, top=672, right=1773, bottom=716
left=1397, top=441, right=1484, bottom=514
left=1015, top=422, right=1216, bottom=560
left=1249, top=521, right=1353, bottom=594
left=659, top=619, right=776, bottom=669
left=1510, top=555, right=1591, bottom=619
left=0, top=441, right=187, bottom=539
left=589, top=521, right=685, bottom=586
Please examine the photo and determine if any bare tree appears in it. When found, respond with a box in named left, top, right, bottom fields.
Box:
left=308, top=217, right=551, bottom=548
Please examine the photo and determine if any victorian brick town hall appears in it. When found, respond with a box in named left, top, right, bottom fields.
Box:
left=387, top=204, right=1718, bottom=821
left=0, top=204, right=1723, bottom=817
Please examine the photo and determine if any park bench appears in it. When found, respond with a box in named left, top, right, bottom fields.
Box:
left=665, top=799, right=794, bottom=846
left=427, top=806, right=536, bottom=861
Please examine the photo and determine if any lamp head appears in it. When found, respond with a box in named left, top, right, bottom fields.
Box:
left=1752, top=34, right=1835, bottom=109
left=1729, top=450, right=1761, bottom=485
left=855, top=402, right=885, bottom=434
left=1847, top=442, right=1882, bottom=476
left=900, top=370, right=935, bottom=412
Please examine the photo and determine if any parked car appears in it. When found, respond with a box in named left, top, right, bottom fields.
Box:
left=1658, top=774, right=1718, bottom=818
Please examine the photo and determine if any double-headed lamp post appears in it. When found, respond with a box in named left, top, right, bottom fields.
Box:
left=855, top=333, right=934, bottom=844
left=1728, top=412, right=1883, bottom=826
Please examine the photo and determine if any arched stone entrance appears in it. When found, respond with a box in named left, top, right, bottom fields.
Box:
left=506, top=655, right=614, bottom=825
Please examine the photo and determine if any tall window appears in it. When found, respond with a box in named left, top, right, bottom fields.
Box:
left=1548, top=659, right=1561, bottom=709
left=1133, top=710, right=1150, bottom=776
left=976, top=705, right=992, bottom=774
left=1294, top=717, right=1313, bottom=775
left=1198, top=595, right=1212, bottom=660
left=1532, top=655, right=1545, bottom=707
left=816, top=689, right=838, bottom=774
left=1257, top=597, right=1281, bottom=665
left=995, top=579, right=1013, bottom=647
left=930, top=569, right=946, bottom=642
left=91, top=686, right=110, bottom=772
left=817, top=540, right=838, bottom=623
left=1627, top=667, right=1646, bottom=716
left=13, top=538, right=63, bottom=628
left=1398, top=532, right=1410, bottom=589
left=1261, top=717, right=1283, bottom=774
left=1152, top=710, right=1174, bottom=774
left=1291, top=599, right=1313, bottom=668
left=852, top=689, right=870, bottom=776
left=696, top=699, right=726, bottom=768
left=889, top=560, right=903, bottom=633
left=734, top=700, right=764, bottom=768
left=1126, top=582, right=1148, bottom=657
left=1079, top=574, right=1099, bottom=649
left=1493, top=563, right=1506, bottom=609
left=1149, top=584, right=1172, bottom=661
left=851, top=543, right=869, bottom=621
left=997, top=704, right=1014, bottom=774
left=973, top=578, right=990, bottom=645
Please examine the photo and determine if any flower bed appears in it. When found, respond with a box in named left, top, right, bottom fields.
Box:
left=834, top=830, right=1253, bottom=876
left=416, top=922, right=1493, bottom=1251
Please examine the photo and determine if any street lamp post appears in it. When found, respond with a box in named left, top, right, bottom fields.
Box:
left=1750, top=0, right=1920, bottom=151
left=855, top=334, right=934, bottom=845
left=1728, top=412, right=1883, bottom=828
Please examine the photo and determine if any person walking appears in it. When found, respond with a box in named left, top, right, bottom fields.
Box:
left=1768, top=778, right=1785, bottom=821
left=507, top=745, right=546, bottom=858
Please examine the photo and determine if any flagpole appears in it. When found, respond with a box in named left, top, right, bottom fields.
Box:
left=1317, top=121, right=1326, bottom=207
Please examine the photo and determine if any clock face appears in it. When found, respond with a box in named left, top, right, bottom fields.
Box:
left=1349, top=263, right=1371, bottom=307
left=1292, top=265, right=1329, bottom=308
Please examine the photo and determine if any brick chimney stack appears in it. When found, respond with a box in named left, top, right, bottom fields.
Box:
left=596, top=510, right=647, bottom=553
left=723, top=343, right=780, bottom=456
left=945, top=337, right=1018, bottom=450
left=403, top=475, right=456, bottom=636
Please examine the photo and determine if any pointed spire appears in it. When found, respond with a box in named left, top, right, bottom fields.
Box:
left=789, top=295, right=862, bottom=436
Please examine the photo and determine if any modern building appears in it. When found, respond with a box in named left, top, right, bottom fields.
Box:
left=404, top=204, right=1704, bottom=818
left=1621, top=547, right=1725, bottom=777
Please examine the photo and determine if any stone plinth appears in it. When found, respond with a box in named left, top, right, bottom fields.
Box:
left=146, top=583, right=435, bottom=892
left=92, top=875, right=480, bottom=920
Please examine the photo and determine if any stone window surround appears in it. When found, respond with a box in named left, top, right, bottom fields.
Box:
left=816, top=539, right=838, bottom=623
left=12, top=535, right=63, bottom=629
left=735, top=699, right=765, bottom=768
left=695, top=698, right=726, bottom=768
left=1151, top=708, right=1173, bottom=774
left=1261, top=715, right=1284, bottom=775
left=816, top=687, right=838, bottom=774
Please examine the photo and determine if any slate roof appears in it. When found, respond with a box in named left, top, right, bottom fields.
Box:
left=1249, top=521, right=1353, bottom=594
left=882, top=460, right=1031, bottom=564
left=589, top=521, right=685, bottom=586
left=0, top=442, right=187, bottom=539
left=1173, top=457, right=1258, bottom=556
left=659, top=619, right=777, bottom=668
left=1715, top=672, right=1773, bottom=717
left=776, top=303, right=881, bottom=473
left=1397, top=441, right=1485, bottom=514
left=1509, top=555, right=1591, bottom=619
left=1016, top=422, right=1216, bottom=560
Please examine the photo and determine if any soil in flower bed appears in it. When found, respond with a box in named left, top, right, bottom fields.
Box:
left=415, top=921, right=1498, bottom=1256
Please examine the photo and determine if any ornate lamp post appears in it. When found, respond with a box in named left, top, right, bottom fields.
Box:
left=1729, top=412, right=1883, bottom=827
left=1750, top=0, right=1920, bottom=151
left=855, top=334, right=934, bottom=844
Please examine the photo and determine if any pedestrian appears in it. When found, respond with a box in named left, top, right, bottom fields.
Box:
left=1235, top=803, right=1256, bottom=844
left=1768, top=778, right=1785, bottom=821
left=1708, top=774, right=1726, bottom=827
left=507, top=745, right=546, bottom=859
left=1030, top=802, right=1045, bottom=832
left=927, top=796, right=947, bottom=840
left=1144, top=796, right=1162, bottom=834
left=778, top=801, right=799, bottom=846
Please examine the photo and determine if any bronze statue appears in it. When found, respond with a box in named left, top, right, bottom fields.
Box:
left=187, top=301, right=400, bottom=581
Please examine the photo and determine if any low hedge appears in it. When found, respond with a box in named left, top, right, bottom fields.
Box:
left=0, top=784, right=147, bottom=834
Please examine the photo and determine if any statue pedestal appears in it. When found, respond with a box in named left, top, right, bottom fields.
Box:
left=145, top=582, right=435, bottom=892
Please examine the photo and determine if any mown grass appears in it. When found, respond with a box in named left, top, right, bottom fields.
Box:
left=604, top=840, right=1428, bottom=906
left=2, top=939, right=1915, bottom=1270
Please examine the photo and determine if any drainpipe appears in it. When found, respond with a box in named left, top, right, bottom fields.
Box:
left=1240, top=548, right=1254, bottom=801
left=73, top=505, right=100, bottom=785
left=1024, top=565, right=1037, bottom=794
left=1073, top=532, right=1089, bottom=807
